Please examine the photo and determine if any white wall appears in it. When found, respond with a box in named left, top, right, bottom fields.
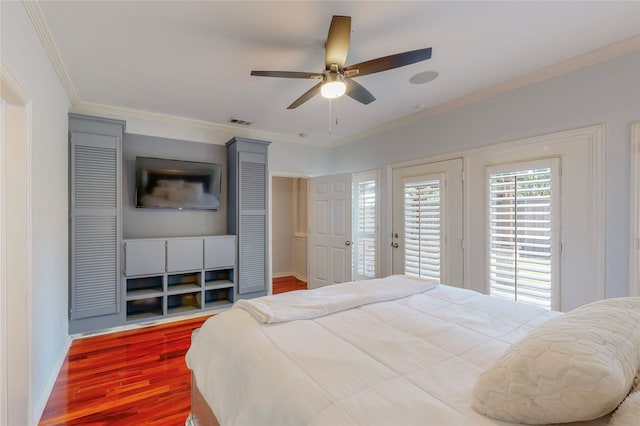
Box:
left=269, top=140, right=332, bottom=176
left=271, top=177, right=294, bottom=275
left=332, top=51, right=640, bottom=299
left=0, top=9, right=329, bottom=415
left=122, top=114, right=335, bottom=177
left=1, top=1, right=71, bottom=423
left=3, top=0, right=636, bottom=420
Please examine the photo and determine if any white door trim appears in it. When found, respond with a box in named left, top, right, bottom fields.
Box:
left=466, top=125, right=604, bottom=311
left=385, top=124, right=604, bottom=310
left=630, top=122, right=640, bottom=296
left=0, top=89, right=6, bottom=426
left=0, top=62, right=34, bottom=425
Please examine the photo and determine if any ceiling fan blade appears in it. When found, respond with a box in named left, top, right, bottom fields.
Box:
left=251, top=71, right=323, bottom=79
left=325, top=15, right=351, bottom=69
left=344, top=47, right=432, bottom=78
left=287, top=81, right=323, bottom=109
left=345, top=78, right=376, bottom=105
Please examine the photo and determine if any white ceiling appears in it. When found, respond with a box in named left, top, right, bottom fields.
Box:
left=39, top=1, right=640, bottom=146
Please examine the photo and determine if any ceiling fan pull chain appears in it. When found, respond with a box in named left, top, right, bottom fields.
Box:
left=329, top=98, right=333, bottom=134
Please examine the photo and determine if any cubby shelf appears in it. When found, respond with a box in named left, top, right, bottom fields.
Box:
left=127, top=288, right=165, bottom=300
left=204, top=280, right=233, bottom=290
left=123, top=235, right=236, bottom=323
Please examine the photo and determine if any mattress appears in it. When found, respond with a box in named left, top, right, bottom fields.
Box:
left=186, top=277, right=612, bottom=425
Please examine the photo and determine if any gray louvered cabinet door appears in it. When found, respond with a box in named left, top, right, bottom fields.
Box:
left=69, top=115, right=124, bottom=333
left=226, top=138, right=271, bottom=298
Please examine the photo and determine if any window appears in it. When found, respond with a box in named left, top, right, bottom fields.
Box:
left=352, top=171, right=379, bottom=280
left=487, top=159, right=560, bottom=309
left=403, top=176, right=442, bottom=280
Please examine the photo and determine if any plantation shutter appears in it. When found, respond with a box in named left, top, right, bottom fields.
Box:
left=487, top=159, right=560, bottom=309
left=70, top=132, right=121, bottom=319
left=238, top=151, right=267, bottom=295
left=403, top=176, right=442, bottom=280
left=352, top=174, right=377, bottom=279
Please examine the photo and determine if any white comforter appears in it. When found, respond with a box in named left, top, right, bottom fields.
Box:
left=186, top=278, right=609, bottom=426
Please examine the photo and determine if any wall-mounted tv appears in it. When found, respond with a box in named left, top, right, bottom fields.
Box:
left=135, top=156, right=222, bottom=210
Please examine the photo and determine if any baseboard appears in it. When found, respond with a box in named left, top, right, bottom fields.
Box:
left=293, top=272, right=307, bottom=282
left=70, top=310, right=217, bottom=341
left=33, top=334, right=72, bottom=425
left=272, top=272, right=294, bottom=279
left=272, top=272, right=307, bottom=282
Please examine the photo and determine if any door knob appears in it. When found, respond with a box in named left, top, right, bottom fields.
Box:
left=345, top=241, right=352, bottom=246
left=391, top=242, right=399, bottom=248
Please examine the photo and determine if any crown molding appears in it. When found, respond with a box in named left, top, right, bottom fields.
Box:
left=332, top=34, right=640, bottom=147
left=22, top=0, right=79, bottom=105
left=71, top=101, right=320, bottom=146
left=26, top=0, right=638, bottom=148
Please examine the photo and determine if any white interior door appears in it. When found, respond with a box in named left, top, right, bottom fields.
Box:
left=308, top=174, right=352, bottom=289
left=391, top=158, right=463, bottom=285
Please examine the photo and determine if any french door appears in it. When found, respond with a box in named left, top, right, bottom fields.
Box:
left=391, top=158, right=463, bottom=285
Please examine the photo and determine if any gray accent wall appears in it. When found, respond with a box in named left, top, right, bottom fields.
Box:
left=123, top=133, right=228, bottom=238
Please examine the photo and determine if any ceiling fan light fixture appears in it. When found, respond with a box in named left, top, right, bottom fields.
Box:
left=321, top=73, right=346, bottom=99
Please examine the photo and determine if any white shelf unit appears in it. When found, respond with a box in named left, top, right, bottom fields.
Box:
left=123, top=235, right=236, bottom=322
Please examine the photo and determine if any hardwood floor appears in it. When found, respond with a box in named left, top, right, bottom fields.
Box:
left=40, top=276, right=306, bottom=425
left=272, top=275, right=307, bottom=293
left=39, top=316, right=210, bottom=426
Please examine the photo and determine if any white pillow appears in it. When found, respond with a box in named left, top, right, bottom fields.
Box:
left=471, top=297, right=640, bottom=424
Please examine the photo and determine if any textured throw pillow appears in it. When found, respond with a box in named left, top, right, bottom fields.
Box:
left=471, top=297, right=640, bottom=424
left=609, top=392, right=640, bottom=426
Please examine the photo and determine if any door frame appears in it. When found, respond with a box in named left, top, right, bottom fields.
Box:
left=1, top=64, right=33, bottom=425
left=631, top=122, right=640, bottom=296
left=386, top=156, right=465, bottom=282
left=0, top=85, right=6, bottom=426
left=268, top=171, right=311, bottom=293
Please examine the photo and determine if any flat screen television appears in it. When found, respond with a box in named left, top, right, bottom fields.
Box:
left=135, top=156, right=222, bottom=210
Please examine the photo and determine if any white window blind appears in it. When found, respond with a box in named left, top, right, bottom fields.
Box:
left=488, top=159, right=560, bottom=309
left=352, top=171, right=378, bottom=280
left=404, top=177, right=442, bottom=280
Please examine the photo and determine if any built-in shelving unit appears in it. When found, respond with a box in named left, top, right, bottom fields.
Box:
left=122, top=235, right=236, bottom=322
left=68, top=114, right=126, bottom=334
left=226, top=137, right=270, bottom=299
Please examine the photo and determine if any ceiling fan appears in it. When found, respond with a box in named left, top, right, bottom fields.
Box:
left=251, top=15, right=432, bottom=109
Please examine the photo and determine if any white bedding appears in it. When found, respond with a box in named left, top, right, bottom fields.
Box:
left=234, top=275, right=438, bottom=323
left=186, top=278, right=612, bottom=425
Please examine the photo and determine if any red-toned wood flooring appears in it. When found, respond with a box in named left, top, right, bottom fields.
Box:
left=39, top=276, right=306, bottom=425
left=272, top=275, right=307, bottom=293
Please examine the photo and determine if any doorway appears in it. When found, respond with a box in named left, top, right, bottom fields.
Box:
left=1, top=70, right=32, bottom=425
left=390, top=158, right=464, bottom=286
left=270, top=176, right=308, bottom=290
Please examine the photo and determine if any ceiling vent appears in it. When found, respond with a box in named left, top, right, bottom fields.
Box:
left=229, top=118, right=252, bottom=126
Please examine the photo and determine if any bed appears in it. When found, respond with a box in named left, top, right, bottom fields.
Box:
left=185, top=275, right=640, bottom=426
